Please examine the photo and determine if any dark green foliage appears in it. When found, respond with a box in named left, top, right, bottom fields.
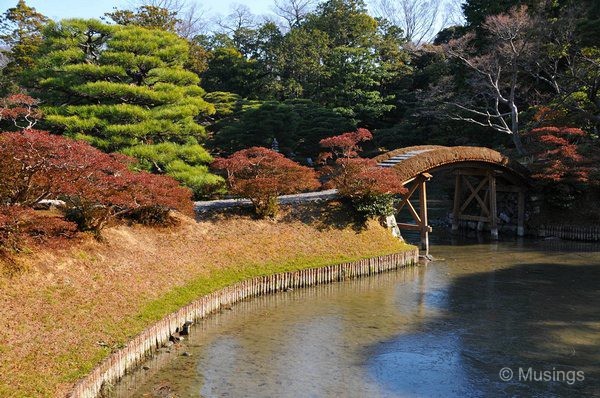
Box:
left=211, top=99, right=357, bottom=159
left=203, top=91, right=245, bottom=118
left=104, top=5, right=179, bottom=32
left=200, top=0, right=410, bottom=124
left=27, top=19, right=223, bottom=197
left=306, top=0, right=373, bottom=47
left=353, top=194, right=397, bottom=218
left=201, top=47, right=264, bottom=98
left=433, top=26, right=469, bottom=45
left=0, top=0, right=48, bottom=93
left=462, top=0, right=531, bottom=28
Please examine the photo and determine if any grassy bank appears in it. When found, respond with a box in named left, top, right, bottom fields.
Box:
left=0, top=201, right=413, bottom=397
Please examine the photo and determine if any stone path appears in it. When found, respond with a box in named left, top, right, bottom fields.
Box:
left=194, top=189, right=338, bottom=211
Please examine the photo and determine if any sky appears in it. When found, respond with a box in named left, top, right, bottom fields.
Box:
left=0, top=0, right=459, bottom=42
left=0, top=0, right=276, bottom=21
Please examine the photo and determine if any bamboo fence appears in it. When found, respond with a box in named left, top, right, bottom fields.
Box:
left=68, top=249, right=419, bottom=398
left=535, top=225, right=600, bottom=241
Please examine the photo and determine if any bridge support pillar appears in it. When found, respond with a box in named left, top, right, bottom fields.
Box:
left=517, top=189, right=525, bottom=237
left=488, top=172, right=498, bottom=240
left=452, top=174, right=461, bottom=232
left=419, top=177, right=429, bottom=254
left=395, top=173, right=432, bottom=256
left=452, top=168, right=524, bottom=240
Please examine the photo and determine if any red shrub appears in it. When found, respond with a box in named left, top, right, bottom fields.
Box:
left=212, top=147, right=320, bottom=217
left=55, top=146, right=193, bottom=232
left=319, top=128, right=373, bottom=161
left=330, top=158, right=407, bottom=199
left=0, top=94, right=41, bottom=129
left=319, top=129, right=406, bottom=217
left=0, top=129, right=70, bottom=206
left=0, top=130, right=194, bottom=234
left=526, top=126, right=597, bottom=185
left=0, top=206, right=78, bottom=256
left=121, top=172, right=194, bottom=225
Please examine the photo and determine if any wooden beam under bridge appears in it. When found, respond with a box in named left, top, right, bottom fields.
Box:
left=451, top=168, right=525, bottom=238
left=396, top=173, right=432, bottom=255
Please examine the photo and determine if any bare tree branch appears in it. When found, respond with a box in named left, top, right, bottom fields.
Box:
left=132, top=0, right=208, bottom=38
left=272, top=0, right=316, bottom=29
left=443, top=6, right=535, bottom=154
left=215, top=4, right=257, bottom=35
left=374, top=0, right=451, bottom=45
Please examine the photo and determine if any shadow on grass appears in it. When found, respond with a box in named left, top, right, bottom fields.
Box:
left=195, top=204, right=256, bottom=223
left=279, top=199, right=367, bottom=232
left=196, top=199, right=369, bottom=233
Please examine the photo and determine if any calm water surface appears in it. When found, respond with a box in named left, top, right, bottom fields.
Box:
left=115, top=234, right=600, bottom=398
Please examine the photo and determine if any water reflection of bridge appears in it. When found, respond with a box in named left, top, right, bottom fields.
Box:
left=375, top=146, right=529, bottom=254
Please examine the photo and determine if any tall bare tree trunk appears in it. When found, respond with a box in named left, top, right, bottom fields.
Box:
left=510, top=101, right=525, bottom=155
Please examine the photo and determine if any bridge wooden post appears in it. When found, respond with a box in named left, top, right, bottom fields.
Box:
left=452, top=174, right=461, bottom=232
left=488, top=171, right=498, bottom=240
left=395, top=173, right=432, bottom=255
left=517, top=189, right=525, bottom=237
left=477, top=188, right=489, bottom=232
left=419, top=176, right=429, bottom=254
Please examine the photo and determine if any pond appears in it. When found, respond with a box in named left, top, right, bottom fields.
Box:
left=114, top=233, right=600, bottom=398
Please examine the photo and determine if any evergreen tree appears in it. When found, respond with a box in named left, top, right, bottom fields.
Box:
left=302, top=0, right=407, bottom=122
left=104, top=5, right=180, bottom=32
left=29, top=19, right=223, bottom=197
left=201, top=47, right=262, bottom=98
left=199, top=0, right=411, bottom=125
left=0, top=0, right=48, bottom=93
left=212, top=99, right=356, bottom=158
left=105, top=5, right=211, bottom=75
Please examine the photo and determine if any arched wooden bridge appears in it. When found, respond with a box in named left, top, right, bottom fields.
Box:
left=374, top=146, right=530, bottom=253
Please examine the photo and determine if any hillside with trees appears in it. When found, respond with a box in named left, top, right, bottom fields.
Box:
left=0, top=0, right=597, bottom=212
left=0, top=1, right=599, bottom=396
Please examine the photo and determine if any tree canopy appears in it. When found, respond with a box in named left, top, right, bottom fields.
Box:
left=27, top=19, right=223, bottom=196
left=0, top=0, right=598, bottom=200
left=0, top=0, right=48, bottom=93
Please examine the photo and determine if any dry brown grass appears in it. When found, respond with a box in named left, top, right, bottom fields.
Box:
left=0, top=202, right=410, bottom=398
left=374, top=145, right=529, bottom=184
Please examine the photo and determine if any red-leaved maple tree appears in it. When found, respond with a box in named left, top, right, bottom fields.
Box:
left=526, top=126, right=598, bottom=185
left=0, top=130, right=193, bottom=234
left=0, top=129, right=69, bottom=206
left=0, top=94, right=41, bottom=129
left=319, top=129, right=406, bottom=216
left=212, top=147, right=320, bottom=217
left=318, top=128, right=373, bottom=163
left=327, top=158, right=407, bottom=199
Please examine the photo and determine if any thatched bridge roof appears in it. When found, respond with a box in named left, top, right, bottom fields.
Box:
left=374, top=146, right=529, bottom=185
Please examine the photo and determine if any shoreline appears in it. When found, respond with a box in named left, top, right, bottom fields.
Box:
left=68, top=249, right=419, bottom=398
left=0, top=201, right=415, bottom=397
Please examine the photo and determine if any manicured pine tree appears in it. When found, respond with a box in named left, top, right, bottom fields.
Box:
left=28, top=19, right=223, bottom=197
